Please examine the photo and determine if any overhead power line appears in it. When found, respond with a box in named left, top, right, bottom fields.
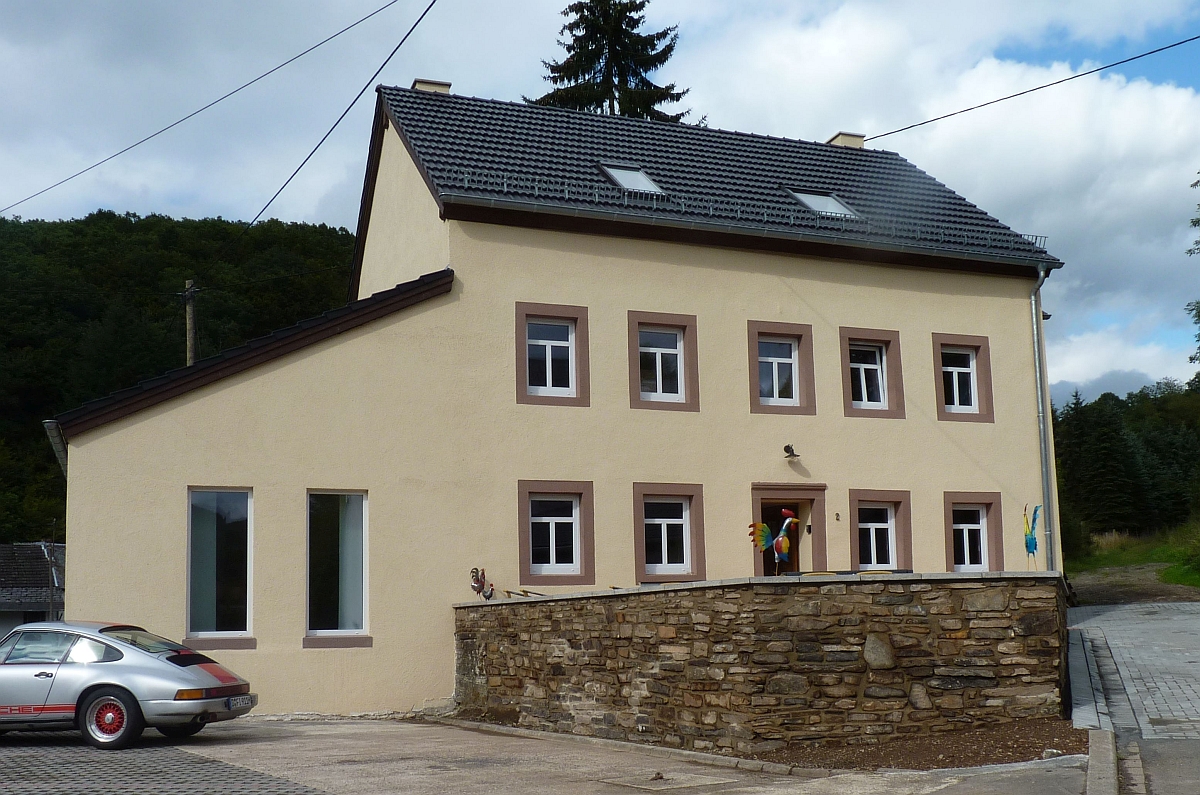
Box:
left=237, top=0, right=440, bottom=235
left=0, top=0, right=407, bottom=216
left=867, top=32, right=1200, bottom=141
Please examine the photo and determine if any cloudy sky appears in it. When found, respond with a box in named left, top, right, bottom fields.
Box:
left=3, top=0, right=1200, bottom=400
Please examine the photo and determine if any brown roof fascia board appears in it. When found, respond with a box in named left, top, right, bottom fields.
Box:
left=57, top=269, right=454, bottom=440
left=439, top=198, right=1052, bottom=279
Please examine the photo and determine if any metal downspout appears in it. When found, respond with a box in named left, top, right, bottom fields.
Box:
left=1030, top=265, right=1058, bottom=571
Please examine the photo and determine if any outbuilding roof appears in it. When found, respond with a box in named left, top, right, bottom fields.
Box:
left=352, top=85, right=1059, bottom=295
left=0, top=543, right=64, bottom=610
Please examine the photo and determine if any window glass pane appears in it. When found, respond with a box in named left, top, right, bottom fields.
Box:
left=953, top=530, right=966, bottom=566
left=5, top=631, right=74, bottom=664
left=0, top=633, right=17, bottom=662
left=850, top=370, right=864, bottom=403
left=66, top=637, right=122, bottom=664
left=777, top=362, right=794, bottom=399
left=644, top=525, right=663, bottom=564
left=644, top=501, right=684, bottom=520
left=968, top=528, right=984, bottom=566
left=531, top=522, right=552, bottom=565
left=759, top=341, right=792, bottom=359
left=660, top=353, right=679, bottom=394
left=759, top=361, right=773, bottom=398
left=858, top=507, right=889, bottom=524
left=554, top=521, right=574, bottom=564
left=942, top=351, right=972, bottom=369
left=640, top=352, right=658, bottom=393
left=189, top=491, right=248, bottom=633
left=550, top=345, right=571, bottom=389
left=666, top=524, right=685, bottom=564
left=527, top=344, right=547, bottom=388
left=308, top=493, right=364, bottom=632
left=859, top=527, right=872, bottom=564
left=952, top=509, right=981, bottom=525
left=849, top=347, right=879, bottom=365
left=528, top=322, right=569, bottom=342
left=640, top=330, right=679, bottom=350
left=875, top=529, right=890, bottom=565
left=957, top=371, right=973, bottom=406
left=864, top=369, right=882, bottom=403
left=531, top=499, right=573, bottom=518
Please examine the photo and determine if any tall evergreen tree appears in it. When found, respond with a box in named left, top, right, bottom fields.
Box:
left=527, top=0, right=692, bottom=122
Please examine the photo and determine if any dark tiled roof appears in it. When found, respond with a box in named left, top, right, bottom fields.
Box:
left=378, top=86, right=1059, bottom=270
left=0, top=543, right=64, bottom=608
left=56, top=269, right=454, bottom=438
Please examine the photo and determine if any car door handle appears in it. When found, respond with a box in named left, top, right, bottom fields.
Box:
left=34, top=671, right=54, bottom=679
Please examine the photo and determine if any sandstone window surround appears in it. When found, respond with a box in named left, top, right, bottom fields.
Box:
left=747, top=321, right=816, bottom=415
left=943, top=492, right=1004, bottom=572
left=515, top=302, right=590, bottom=407
left=518, top=480, right=595, bottom=587
left=932, top=333, right=994, bottom=423
left=633, top=483, right=705, bottom=583
left=839, top=327, right=905, bottom=419
left=627, top=311, right=700, bottom=412
left=848, top=489, right=913, bottom=571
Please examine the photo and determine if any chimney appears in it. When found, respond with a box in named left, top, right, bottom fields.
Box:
left=825, top=131, right=865, bottom=149
left=411, top=78, right=451, bottom=94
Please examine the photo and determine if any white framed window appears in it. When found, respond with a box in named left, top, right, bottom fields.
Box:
left=941, top=347, right=978, bottom=413
left=529, top=495, right=581, bottom=576
left=639, top=327, right=684, bottom=402
left=526, top=319, right=575, bottom=397
left=857, top=503, right=895, bottom=570
left=849, top=343, right=887, bottom=409
left=307, top=492, right=368, bottom=635
left=758, top=337, right=799, bottom=406
left=187, top=489, right=252, bottom=637
left=952, top=505, right=988, bottom=571
left=643, top=498, right=690, bottom=576
left=601, top=164, right=665, bottom=194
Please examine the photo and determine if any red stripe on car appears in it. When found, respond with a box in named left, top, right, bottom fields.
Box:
left=197, top=662, right=240, bottom=684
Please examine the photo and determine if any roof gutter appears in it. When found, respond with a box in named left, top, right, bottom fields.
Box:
left=42, top=419, right=67, bottom=478
left=1030, top=264, right=1058, bottom=571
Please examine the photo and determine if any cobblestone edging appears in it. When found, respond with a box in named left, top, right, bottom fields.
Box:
left=454, top=572, right=1067, bottom=754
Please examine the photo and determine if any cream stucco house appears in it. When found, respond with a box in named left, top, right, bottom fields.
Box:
left=49, top=80, right=1063, bottom=714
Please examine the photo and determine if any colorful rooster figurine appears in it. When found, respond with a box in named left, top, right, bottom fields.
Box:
left=748, top=509, right=796, bottom=564
left=469, top=567, right=495, bottom=600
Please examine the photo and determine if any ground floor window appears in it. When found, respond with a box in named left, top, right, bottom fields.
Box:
left=856, top=503, right=895, bottom=570
left=529, top=495, right=580, bottom=576
left=633, top=483, right=705, bottom=583
left=518, top=481, right=595, bottom=586
left=188, top=490, right=250, bottom=635
left=307, top=493, right=366, bottom=633
left=951, top=505, right=988, bottom=571
left=942, top=492, right=1003, bottom=572
left=643, top=498, right=690, bottom=575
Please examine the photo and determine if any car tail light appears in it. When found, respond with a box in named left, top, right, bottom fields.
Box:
left=173, top=684, right=250, bottom=700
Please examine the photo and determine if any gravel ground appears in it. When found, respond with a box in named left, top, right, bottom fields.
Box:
left=1068, top=563, right=1200, bottom=605
left=754, top=718, right=1089, bottom=771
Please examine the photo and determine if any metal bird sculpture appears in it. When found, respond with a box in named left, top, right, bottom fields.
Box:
left=469, top=567, right=495, bottom=600
left=748, top=509, right=796, bottom=564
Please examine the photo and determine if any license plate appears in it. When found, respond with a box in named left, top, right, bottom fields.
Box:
left=226, top=695, right=253, bottom=710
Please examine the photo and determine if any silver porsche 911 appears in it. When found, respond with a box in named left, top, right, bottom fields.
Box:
left=0, top=621, right=257, bottom=749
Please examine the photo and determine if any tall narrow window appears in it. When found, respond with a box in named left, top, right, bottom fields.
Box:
left=308, top=493, right=366, bottom=634
left=849, top=344, right=887, bottom=409
left=527, top=320, right=575, bottom=397
left=952, top=506, right=988, bottom=571
left=941, top=348, right=977, bottom=413
left=639, top=328, right=683, bottom=402
left=189, top=490, right=250, bottom=635
left=643, top=499, right=690, bottom=576
left=758, top=337, right=798, bottom=406
left=856, top=504, right=895, bottom=571
left=529, top=495, right=580, bottom=576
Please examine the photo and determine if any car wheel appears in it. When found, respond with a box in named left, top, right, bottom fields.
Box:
left=157, top=723, right=204, bottom=739
left=80, top=687, right=144, bottom=750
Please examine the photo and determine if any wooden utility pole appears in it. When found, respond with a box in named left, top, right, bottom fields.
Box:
left=184, top=279, right=198, bottom=366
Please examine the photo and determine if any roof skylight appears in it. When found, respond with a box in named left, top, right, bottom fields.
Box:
left=601, top=165, right=664, bottom=194
left=790, top=191, right=858, bottom=218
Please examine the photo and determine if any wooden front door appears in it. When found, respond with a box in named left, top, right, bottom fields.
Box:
left=759, top=500, right=804, bottom=576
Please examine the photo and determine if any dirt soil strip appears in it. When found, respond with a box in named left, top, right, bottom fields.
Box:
left=1069, top=563, right=1200, bottom=606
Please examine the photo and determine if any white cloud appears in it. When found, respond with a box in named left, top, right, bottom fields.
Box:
left=1047, top=327, right=1195, bottom=383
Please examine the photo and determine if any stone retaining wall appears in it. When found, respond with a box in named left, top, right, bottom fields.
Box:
left=454, top=573, right=1067, bottom=754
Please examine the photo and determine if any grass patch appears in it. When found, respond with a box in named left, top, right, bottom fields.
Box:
left=1064, top=530, right=1188, bottom=574
left=1161, top=563, right=1200, bottom=588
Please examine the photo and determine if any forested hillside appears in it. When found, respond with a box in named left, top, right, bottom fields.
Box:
left=0, top=211, right=353, bottom=543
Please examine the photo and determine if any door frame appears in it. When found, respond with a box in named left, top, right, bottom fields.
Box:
left=751, top=483, right=828, bottom=575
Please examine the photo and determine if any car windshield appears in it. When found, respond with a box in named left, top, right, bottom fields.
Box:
left=99, top=626, right=189, bottom=654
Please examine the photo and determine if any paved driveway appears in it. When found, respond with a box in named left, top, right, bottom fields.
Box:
left=1, top=719, right=1084, bottom=795
left=1072, top=602, right=1200, bottom=794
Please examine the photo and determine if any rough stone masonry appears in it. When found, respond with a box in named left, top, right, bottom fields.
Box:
left=453, top=572, right=1067, bottom=754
